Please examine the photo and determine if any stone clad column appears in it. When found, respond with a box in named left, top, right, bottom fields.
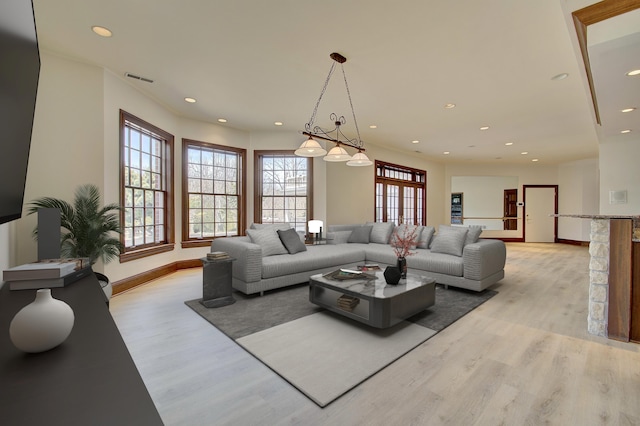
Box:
left=588, top=219, right=609, bottom=336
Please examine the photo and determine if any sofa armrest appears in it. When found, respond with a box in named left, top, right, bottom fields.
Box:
left=462, top=239, right=506, bottom=280
left=211, top=236, right=262, bottom=283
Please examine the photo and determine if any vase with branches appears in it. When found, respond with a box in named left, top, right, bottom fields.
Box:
left=390, top=225, right=419, bottom=278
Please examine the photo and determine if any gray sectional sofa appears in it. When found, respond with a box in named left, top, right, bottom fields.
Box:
left=211, top=222, right=506, bottom=295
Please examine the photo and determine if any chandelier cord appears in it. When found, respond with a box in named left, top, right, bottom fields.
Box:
left=340, top=63, right=363, bottom=150
left=305, top=62, right=337, bottom=132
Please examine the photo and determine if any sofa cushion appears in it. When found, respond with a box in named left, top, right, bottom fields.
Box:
left=261, top=245, right=366, bottom=278
left=348, top=225, right=373, bottom=243
left=430, top=225, right=469, bottom=257
left=246, top=228, right=288, bottom=256
left=366, top=222, right=396, bottom=244
left=410, top=250, right=465, bottom=277
left=277, top=228, right=307, bottom=254
left=417, top=226, right=435, bottom=249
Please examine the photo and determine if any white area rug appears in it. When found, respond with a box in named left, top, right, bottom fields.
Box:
left=237, top=311, right=437, bottom=407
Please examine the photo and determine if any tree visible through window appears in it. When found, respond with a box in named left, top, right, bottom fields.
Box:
left=255, top=151, right=312, bottom=233
left=375, top=160, right=426, bottom=225
left=120, top=110, right=174, bottom=260
left=183, top=139, right=245, bottom=245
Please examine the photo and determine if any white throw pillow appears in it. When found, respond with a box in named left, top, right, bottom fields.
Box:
left=246, top=228, right=288, bottom=256
left=430, top=225, right=469, bottom=257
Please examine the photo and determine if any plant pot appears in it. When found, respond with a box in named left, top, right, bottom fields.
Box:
left=95, top=272, right=112, bottom=300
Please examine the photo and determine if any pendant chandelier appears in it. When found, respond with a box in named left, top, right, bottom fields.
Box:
left=295, top=52, right=373, bottom=167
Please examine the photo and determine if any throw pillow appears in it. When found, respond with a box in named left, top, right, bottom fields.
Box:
left=430, top=225, right=469, bottom=257
left=327, top=230, right=352, bottom=245
left=246, top=228, right=288, bottom=257
left=366, top=222, right=395, bottom=244
left=348, top=225, right=373, bottom=243
left=417, top=226, right=435, bottom=249
left=390, top=224, right=422, bottom=249
left=250, top=223, right=291, bottom=231
left=277, top=228, right=307, bottom=254
left=465, top=225, right=483, bottom=245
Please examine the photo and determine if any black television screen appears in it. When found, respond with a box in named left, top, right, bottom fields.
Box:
left=0, top=0, right=40, bottom=225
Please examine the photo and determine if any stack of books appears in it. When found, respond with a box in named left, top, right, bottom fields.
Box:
left=3, top=258, right=92, bottom=291
left=206, top=251, right=230, bottom=261
left=337, top=294, right=360, bottom=312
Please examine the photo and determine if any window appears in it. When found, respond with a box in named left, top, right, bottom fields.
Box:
left=255, top=151, right=313, bottom=232
left=375, top=160, right=426, bottom=225
left=119, top=110, right=174, bottom=261
left=182, top=139, right=246, bottom=247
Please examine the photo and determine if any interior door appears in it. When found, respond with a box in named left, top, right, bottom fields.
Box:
left=524, top=186, right=557, bottom=242
left=503, top=189, right=517, bottom=230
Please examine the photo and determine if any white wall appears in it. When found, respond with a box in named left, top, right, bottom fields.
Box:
left=16, top=52, right=105, bottom=268
left=599, top=137, right=640, bottom=215
left=557, top=158, right=599, bottom=241
left=326, top=143, right=446, bottom=227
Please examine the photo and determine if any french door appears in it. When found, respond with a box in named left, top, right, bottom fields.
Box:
left=375, top=161, right=426, bottom=225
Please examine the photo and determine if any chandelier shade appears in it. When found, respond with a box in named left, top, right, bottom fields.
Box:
left=294, top=137, right=327, bottom=157
left=296, top=52, right=371, bottom=167
left=346, top=151, right=373, bottom=167
left=323, top=145, right=351, bottom=162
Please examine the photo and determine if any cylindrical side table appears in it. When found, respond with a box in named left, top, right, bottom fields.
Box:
left=200, top=257, right=236, bottom=308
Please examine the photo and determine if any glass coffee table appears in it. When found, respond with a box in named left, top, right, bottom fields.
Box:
left=309, top=269, right=436, bottom=329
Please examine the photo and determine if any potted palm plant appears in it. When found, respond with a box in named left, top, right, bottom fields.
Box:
left=27, top=184, right=123, bottom=298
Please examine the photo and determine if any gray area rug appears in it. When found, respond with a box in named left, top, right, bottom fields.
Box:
left=185, top=283, right=497, bottom=340
left=184, top=283, right=496, bottom=407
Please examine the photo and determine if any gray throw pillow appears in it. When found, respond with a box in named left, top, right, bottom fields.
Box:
left=277, top=228, right=307, bottom=254
left=327, top=231, right=352, bottom=245
left=246, top=228, right=288, bottom=256
left=390, top=224, right=422, bottom=248
left=465, top=225, right=483, bottom=245
left=417, top=226, right=435, bottom=249
left=430, top=225, right=469, bottom=257
left=366, top=222, right=395, bottom=244
left=348, top=226, right=373, bottom=243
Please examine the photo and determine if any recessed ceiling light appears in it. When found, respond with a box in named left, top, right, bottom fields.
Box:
left=620, top=129, right=631, bottom=134
left=521, top=151, right=528, bottom=155
left=412, top=140, right=419, bottom=144
left=443, top=151, right=450, bottom=155
left=369, top=125, right=377, bottom=129
left=444, top=103, right=456, bottom=109
left=621, top=107, right=636, bottom=113
left=274, top=121, right=283, bottom=126
left=91, top=26, right=112, bottom=37
left=480, top=126, right=489, bottom=130
left=505, top=142, right=513, bottom=146
left=532, top=159, right=539, bottom=162
left=184, top=97, right=196, bottom=103
left=217, top=118, right=227, bottom=123
left=626, top=69, right=640, bottom=76
left=551, top=73, right=569, bottom=80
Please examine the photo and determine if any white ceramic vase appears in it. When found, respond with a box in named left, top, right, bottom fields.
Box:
left=9, top=288, right=75, bottom=353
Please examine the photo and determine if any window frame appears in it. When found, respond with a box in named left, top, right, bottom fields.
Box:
left=374, top=160, right=427, bottom=225
left=119, top=110, right=175, bottom=262
left=254, top=150, right=313, bottom=233
left=181, top=139, right=247, bottom=248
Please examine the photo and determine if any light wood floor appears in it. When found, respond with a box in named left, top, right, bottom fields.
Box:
left=110, top=243, right=640, bottom=425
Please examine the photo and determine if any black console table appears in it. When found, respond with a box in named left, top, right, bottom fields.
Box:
left=0, top=274, right=163, bottom=425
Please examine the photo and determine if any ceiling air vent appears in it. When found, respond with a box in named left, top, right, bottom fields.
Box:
left=125, top=72, right=154, bottom=83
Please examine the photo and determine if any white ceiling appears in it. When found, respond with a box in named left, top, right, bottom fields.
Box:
left=31, top=0, right=636, bottom=165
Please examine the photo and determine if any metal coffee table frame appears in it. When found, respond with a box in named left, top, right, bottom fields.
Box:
left=309, top=269, right=435, bottom=329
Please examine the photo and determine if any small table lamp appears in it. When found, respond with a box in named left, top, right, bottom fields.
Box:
left=308, top=220, right=323, bottom=244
